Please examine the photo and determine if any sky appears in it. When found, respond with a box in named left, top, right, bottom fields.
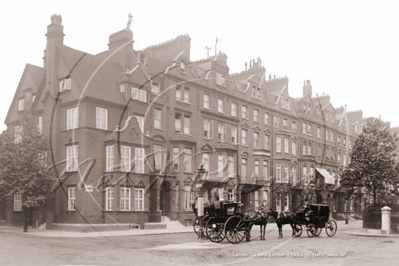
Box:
left=1, top=0, right=399, bottom=131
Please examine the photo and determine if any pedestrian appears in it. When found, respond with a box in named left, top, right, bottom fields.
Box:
left=210, top=185, right=219, bottom=204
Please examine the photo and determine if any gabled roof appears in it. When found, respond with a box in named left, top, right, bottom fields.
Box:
left=5, top=63, right=45, bottom=125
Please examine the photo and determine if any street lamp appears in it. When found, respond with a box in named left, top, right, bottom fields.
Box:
left=194, top=165, right=207, bottom=242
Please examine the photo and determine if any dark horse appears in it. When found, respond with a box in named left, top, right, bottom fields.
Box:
left=267, top=209, right=297, bottom=238
left=244, top=212, right=268, bottom=241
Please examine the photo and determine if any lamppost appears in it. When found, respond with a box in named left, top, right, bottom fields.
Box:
left=195, top=165, right=207, bottom=243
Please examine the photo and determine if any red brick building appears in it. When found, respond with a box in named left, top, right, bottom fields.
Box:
left=3, top=14, right=365, bottom=228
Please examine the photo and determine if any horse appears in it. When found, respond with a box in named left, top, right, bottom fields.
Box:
left=267, top=208, right=297, bottom=238
left=244, top=211, right=268, bottom=241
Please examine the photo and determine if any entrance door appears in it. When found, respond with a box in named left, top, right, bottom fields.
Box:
left=160, top=181, right=171, bottom=215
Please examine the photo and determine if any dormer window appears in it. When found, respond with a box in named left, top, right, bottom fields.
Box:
left=151, top=81, right=160, bottom=94
left=132, top=87, right=146, bottom=102
left=180, top=62, right=186, bottom=73
left=281, top=97, right=290, bottom=110
left=120, top=84, right=125, bottom=92
left=25, top=92, right=31, bottom=103
left=307, top=105, right=310, bottom=114
left=60, top=78, right=71, bottom=92
left=303, top=104, right=306, bottom=112
left=216, top=72, right=226, bottom=86
left=138, top=53, right=147, bottom=65
left=18, top=99, right=24, bottom=111
left=251, top=86, right=261, bottom=99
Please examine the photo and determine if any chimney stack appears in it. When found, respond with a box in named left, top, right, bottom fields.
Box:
left=303, top=79, right=312, bottom=97
left=45, top=14, right=65, bottom=97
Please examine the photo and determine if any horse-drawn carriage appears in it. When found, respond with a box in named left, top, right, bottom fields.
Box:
left=294, top=204, right=337, bottom=237
left=268, top=204, right=337, bottom=238
left=193, top=201, right=268, bottom=244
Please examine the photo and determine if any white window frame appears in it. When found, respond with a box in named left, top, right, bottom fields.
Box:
left=121, top=146, right=131, bottom=172
left=308, top=144, right=311, bottom=155
left=184, top=148, right=192, bottom=173
left=218, top=155, right=224, bottom=177
left=151, top=81, right=160, bottom=94
left=184, top=116, right=190, bottom=135
left=276, top=193, right=281, bottom=211
left=274, top=116, right=279, bottom=128
left=134, top=188, right=144, bottom=211
left=254, top=109, right=259, bottom=122
left=154, top=145, right=163, bottom=171
left=231, top=126, right=237, bottom=145
left=14, top=192, right=22, bottom=211
left=292, top=122, right=296, bottom=133
left=120, top=187, right=131, bottom=211
left=175, top=113, right=181, bottom=132
left=264, top=113, right=269, bottom=125
left=68, top=187, right=76, bottom=211
left=231, top=103, right=237, bottom=117
left=228, top=156, right=234, bottom=177
left=18, top=99, right=24, bottom=111
left=120, top=84, right=125, bottom=92
left=176, top=86, right=182, bottom=101
left=66, top=145, right=78, bottom=172
left=154, top=109, right=162, bottom=129
left=254, top=132, right=259, bottom=148
left=106, top=187, right=114, bottom=211
left=67, top=107, right=79, bottom=130
left=106, top=145, right=114, bottom=172
left=284, top=165, right=289, bottom=183
left=218, top=99, right=224, bottom=113
left=203, top=153, right=210, bottom=172
left=317, top=127, right=321, bottom=138
left=254, top=160, right=259, bottom=177
left=303, top=123, right=307, bottom=134
left=241, top=129, right=247, bottom=145
left=132, top=88, right=146, bottom=102
left=184, top=186, right=191, bottom=211
left=292, top=166, right=297, bottom=185
left=184, top=87, right=190, bottom=103
left=276, top=137, right=281, bottom=153
left=283, top=119, right=288, bottom=130
left=284, top=138, right=289, bottom=153
left=292, top=141, right=296, bottom=156
left=60, top=78, right=71, bottom=92
left=241, top=105, right=248, bottom=119
left=173, top=147, right=179, bottom=171
left=96, top=107, right=108, bottom=130
left=216, top=72, right=226, bottom=86
left=135, top=148, right=145, bottom=174
left=204, top=119, right=213, bottom=139
left=276, top=164, right=281, bottom=182
left=241, top=158, right=247, bottom=180
left=204, top=94, right=210, bottom=109
left=263, top=161, right=268, bottom=180
left=264, top=135, right=269, bottom=150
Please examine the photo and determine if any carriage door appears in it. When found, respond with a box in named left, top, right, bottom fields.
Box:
left=160, top=181, right=171, bottom=216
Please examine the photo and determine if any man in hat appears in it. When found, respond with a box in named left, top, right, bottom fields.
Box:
left=210, top=185, right=219, bottom=204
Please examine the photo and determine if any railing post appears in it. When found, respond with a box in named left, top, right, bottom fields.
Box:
left=381, top=206, right=391, bottom=234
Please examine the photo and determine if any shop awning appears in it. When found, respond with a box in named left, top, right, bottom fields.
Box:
left=316, top=168, right=335, bottom=185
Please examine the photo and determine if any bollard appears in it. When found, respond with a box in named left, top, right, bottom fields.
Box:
left=381, top=206, right=391, bottom=234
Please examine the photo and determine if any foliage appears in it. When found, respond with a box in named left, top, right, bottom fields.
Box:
left=340, top=117, right=399, bottom=204
left=0, top=113, right=54, bottom=208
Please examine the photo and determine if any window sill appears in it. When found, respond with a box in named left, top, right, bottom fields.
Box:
left=184, top=172, right=193, bottom=174
left=218, top=111, right=225, bottom=114
left=154, top=127, right=163, bottom=131
left=204, top=107, right=211, bottom=111
left=241, top=144, right=249, bottom=147
left=176, top=99, right=190, bottom=105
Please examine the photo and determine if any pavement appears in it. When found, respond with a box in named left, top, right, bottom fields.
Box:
left=0, top=220, right=397, bottom=238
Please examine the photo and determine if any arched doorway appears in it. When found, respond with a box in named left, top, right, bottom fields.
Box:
left=160, top=181, right=171, bottom=216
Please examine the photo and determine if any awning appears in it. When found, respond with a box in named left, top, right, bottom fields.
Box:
left=316, top=168, right=335, bottom=185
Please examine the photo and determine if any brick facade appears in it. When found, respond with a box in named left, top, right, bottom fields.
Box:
left=3, top=14, right=368, bottom=227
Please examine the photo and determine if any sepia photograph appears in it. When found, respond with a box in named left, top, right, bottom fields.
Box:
left=1, top=0, right=399, bottom=265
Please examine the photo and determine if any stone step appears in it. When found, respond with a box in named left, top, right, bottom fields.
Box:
left=144, top=223, right=167, bottom=229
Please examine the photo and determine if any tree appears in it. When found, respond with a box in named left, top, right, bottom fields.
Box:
left=340, top=117, right=399, bottom=205
left=0, top=114, right=54, bottom=232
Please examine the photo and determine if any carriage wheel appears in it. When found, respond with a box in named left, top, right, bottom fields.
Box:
left=307, top=224, right=316, bottom=237
left=224, top=216, right=246, bottom=244
left=206, top=217, right=225, bottom=243
left=294, top=223, right=302, bottom=237
left=313, top=227, right=322, bottom=236
left=193, top=216, right=209, bottom=239
left=325, top=219, right=337, bottom=237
